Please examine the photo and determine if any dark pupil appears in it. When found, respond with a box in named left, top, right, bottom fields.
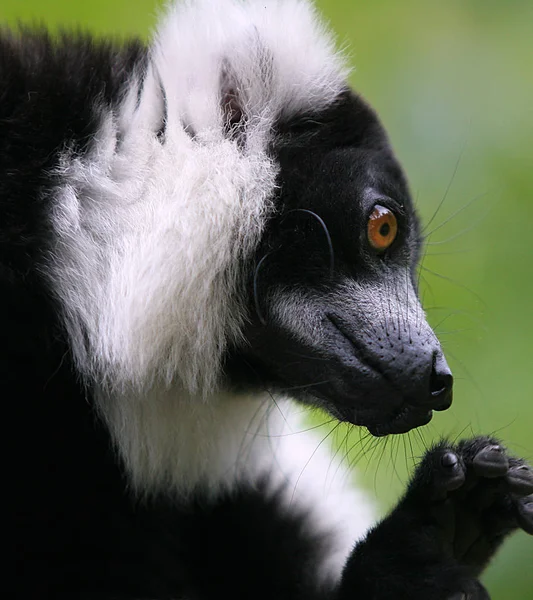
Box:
left=379, top=222, right=390, bottom=237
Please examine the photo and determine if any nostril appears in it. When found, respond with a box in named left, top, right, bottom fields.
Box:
left=430, top=351, right=453, bottom=411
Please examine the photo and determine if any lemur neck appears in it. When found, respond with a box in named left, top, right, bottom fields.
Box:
left=97, top=387, right=287, bottom=498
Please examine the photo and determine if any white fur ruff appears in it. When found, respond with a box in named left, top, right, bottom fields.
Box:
left=49, top=0, right=348, bottom=394
left=102, top=389, right=374, bottom=584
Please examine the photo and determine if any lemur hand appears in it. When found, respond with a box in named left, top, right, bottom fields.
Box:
left=337, top=436, right=533, bottom=600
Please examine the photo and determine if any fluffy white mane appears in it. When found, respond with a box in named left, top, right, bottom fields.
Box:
left=50, top=0, right=348, bottom=395
left=155, top=0, right=349, bottom=138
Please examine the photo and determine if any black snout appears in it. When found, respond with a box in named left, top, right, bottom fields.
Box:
left=319, top=314, right=454, bottom=434
left=226, top=280, right=455, bottom=437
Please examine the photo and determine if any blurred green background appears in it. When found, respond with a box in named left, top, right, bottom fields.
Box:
left=1, top=0, right=531, bottom=596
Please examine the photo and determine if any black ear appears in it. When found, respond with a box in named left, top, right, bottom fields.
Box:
left=220, top=61, right=246, bottom=143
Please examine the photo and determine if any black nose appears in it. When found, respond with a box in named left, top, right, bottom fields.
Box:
left=429, top=351, right=453, bottom=411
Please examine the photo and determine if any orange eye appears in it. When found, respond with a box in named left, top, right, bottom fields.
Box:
left=367, top=205, right=398, bottom=252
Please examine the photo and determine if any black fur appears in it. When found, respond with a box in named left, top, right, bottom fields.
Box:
left=338, top=438, right=533, bottom=600
left=3, top=26, right=531, bottom=600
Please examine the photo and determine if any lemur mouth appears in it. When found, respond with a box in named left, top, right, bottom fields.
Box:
left=331, top=404, right=434, bottom=437
left=366, top=406, right=434, bottom=437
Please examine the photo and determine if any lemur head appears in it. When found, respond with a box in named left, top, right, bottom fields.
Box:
left=51, top=0, right=452, bottom=442
left=224, top=89, right=453, bottom=436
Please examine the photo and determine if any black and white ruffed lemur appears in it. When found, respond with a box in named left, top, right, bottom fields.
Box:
left=2, top=1, right=531, bottom=598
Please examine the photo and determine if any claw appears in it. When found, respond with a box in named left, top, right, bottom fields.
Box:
left=472, top=445, right=509, bottom=478
left=442, top=451, right=459, bottom=468
left=507, top=464, right=533, bottom=496
left=516, top=496, right=533, bottom=535
left=439, top=451, right=465, bottom=492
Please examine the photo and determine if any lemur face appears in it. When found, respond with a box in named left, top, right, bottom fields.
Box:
left=225, top=91, right=453, bottom=436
